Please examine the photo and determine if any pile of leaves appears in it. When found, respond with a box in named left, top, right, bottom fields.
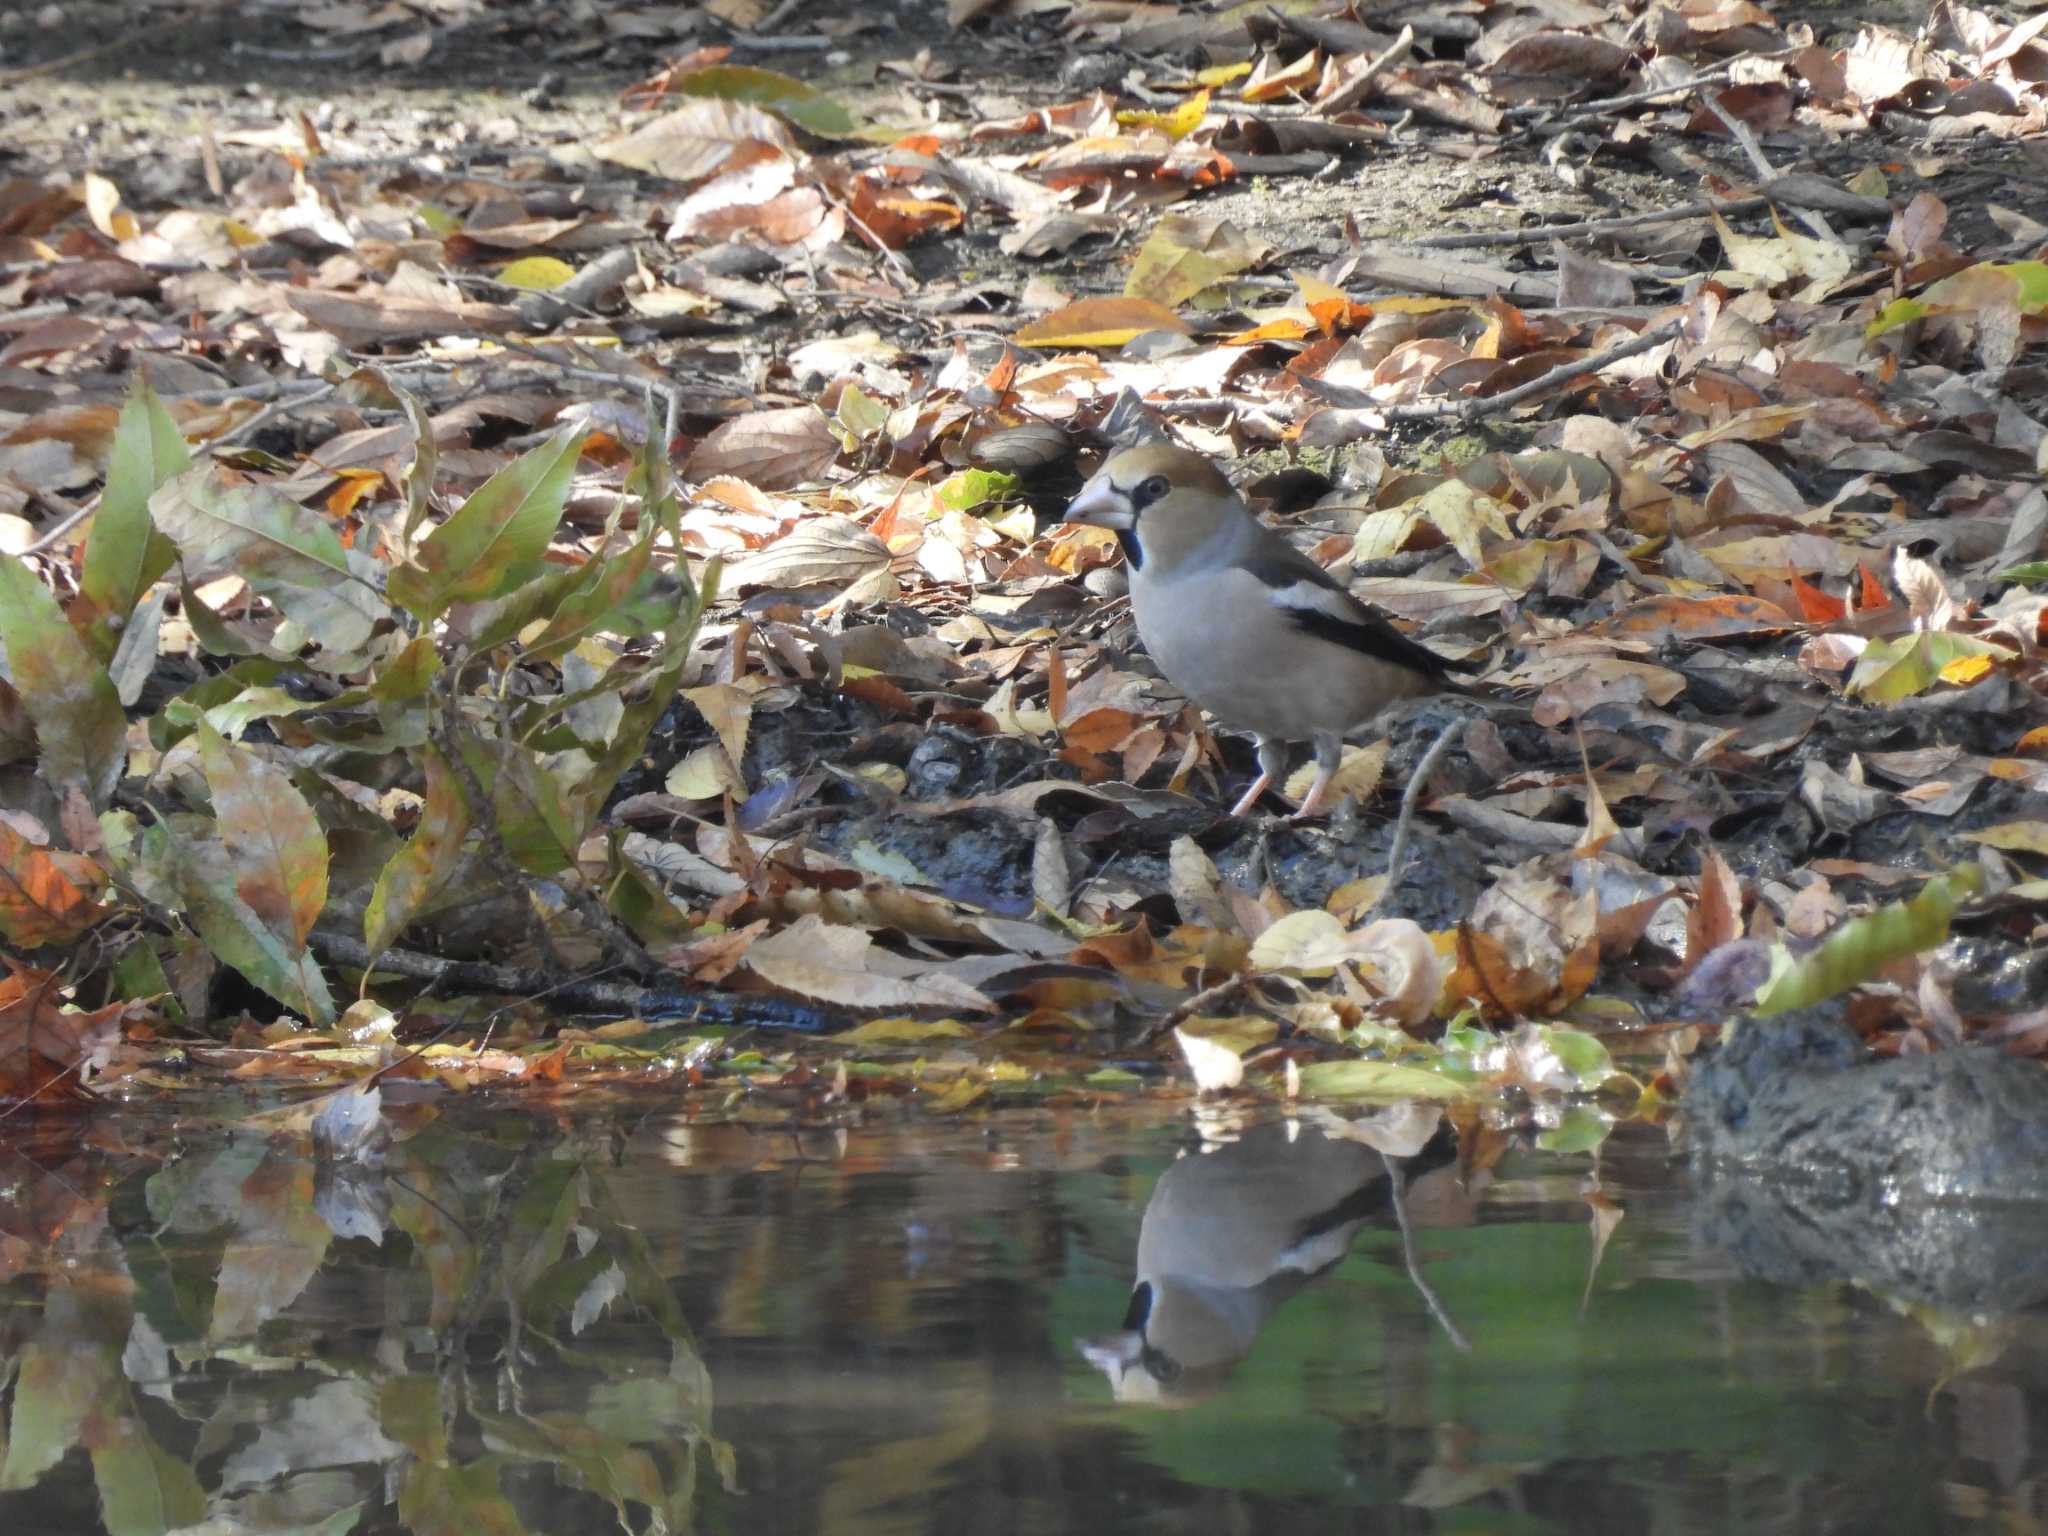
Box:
left=3, top=0, right=2048, bottom=1120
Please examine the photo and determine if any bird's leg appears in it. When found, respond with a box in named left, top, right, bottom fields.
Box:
left=1290, top=733, right=1346, bottom=820
left=1229, top=736, right=1290, bottom=817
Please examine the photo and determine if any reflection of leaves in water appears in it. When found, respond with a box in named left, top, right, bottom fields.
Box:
left=210, top=1150, right=333, bottom=1341
left=3, top=1271, right=206, bottom=1536
left=1, top=1135, right=728, bottom=1536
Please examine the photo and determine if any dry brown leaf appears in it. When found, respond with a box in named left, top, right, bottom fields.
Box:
left=685, top=405, right=841, bottom=489
left=744, top=913, right=994, bottom=1012
left=724, top=516, right=891, bottom=593
left=596, top=99, right=796, bottom=185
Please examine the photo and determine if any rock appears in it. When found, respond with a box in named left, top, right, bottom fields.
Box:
left=1687, top=1007, right=2048, bottom=1204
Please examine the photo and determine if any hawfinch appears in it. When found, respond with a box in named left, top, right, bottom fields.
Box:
left=1065, top=444, right=1474, bottom=818
left=1078, top=1118, right=1460, bottom=1402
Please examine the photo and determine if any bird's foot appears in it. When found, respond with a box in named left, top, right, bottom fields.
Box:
left=1287, top=767, right=1339, bottom=821
left=1227, top=771, right=1275, bottom=818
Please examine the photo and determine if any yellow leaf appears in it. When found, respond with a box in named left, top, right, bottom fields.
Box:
left=1283, top=740, right=1386, bottom=805
left=1939, top=652, right=1993, bottom=685
left=496, top=255, right=577, bottom=291
left=1115, top=87, right=1210, bottom=141
left=664, top=743, right=742, bottom=799
left=1247, top=909, right=1352, bottom=976
left=1014, top=296, right=1192, bottom=350
left=1960, top=821, right=2048, bottom=855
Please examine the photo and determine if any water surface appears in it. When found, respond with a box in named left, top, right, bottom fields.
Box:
left=1, top=1105, right=2039, bottom=1534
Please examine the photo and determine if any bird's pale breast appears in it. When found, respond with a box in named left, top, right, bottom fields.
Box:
left=1129, top=563, right=1428, bottom=743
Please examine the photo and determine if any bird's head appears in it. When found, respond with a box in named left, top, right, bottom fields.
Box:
left=1062, top=444, right=1241, bottom=572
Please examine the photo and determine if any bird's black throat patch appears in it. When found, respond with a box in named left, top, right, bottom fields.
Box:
left=1116, top=526, right=1144, bottom=570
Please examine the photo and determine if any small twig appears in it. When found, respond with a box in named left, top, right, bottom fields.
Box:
left=1374, top=718, right=1465, bottom=908
left=1152, top=972, right=1254, bottom=1040
left=1383, top=1149, right=1471, bottom=1350
left=20, top=489, right=95, bottom=555
left=743, top=0, right=808, bottom=32
left=829, top=187, right=920, bottom=292
left=1698, top=89, right=1836, bottom=243
left=491, top=335, right=687, bottom=418
left=725, top=33, right=831, bottom=50
left=1401, top=196, right=1769, bottom=249
left=1315, top=24, right=1415, bottom=118
left=1384, top=319, right=1681, bottom=424
left=513, top=244, right=640, bottom=329
left=216, top=379, right=340, bottom=448
left=1511, top=66, right=1733, bottom=131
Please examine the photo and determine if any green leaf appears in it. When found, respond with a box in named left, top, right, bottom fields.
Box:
left=1752, top=864, right=1982, bottom=1016
left=0, top=1330, right=100, bottom=1488
left=934, top=468, right=1020, bottom=513
left=1846, top=631, right=2007, bottom=704
left=518, top=534, right=659, bottom=666
left=460, top=734, right=584, bottom=876
left=669, top=63, right=860, bottom=138
left=387, top=427, right=586, bottom=620
left=90, top=1408, right=207, bottom=1536
left=398, top=1458, right=532, bottom=1536
left=195, top=719, right=328, bottom=947
left=159, top=793, right=334, bottom=1025
left=0, top=552, right=127, bottom=806
left=1294, top=1060, right=1474, bottom=1102
left=1998, top=561, right=2048, bottom=585
left=79, top=376, right=184, bottom=660
left=110, top=938, right=184, bottom=1026
left=149, top=467, right=386, bottom=653
left=1536, top=1104, right=1613, bottom=1154
left=1864, top=296, right=1927, bottom=341
left=1535, top=1023, right=1614, bottom=1089
left=364, top=745, right=472, bottom=957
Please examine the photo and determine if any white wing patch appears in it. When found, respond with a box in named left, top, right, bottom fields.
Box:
left=1264, top=578, right=1365, bottom=625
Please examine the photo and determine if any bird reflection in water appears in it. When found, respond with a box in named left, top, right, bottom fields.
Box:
left=1081, top=1110, right=1475, bottom=1404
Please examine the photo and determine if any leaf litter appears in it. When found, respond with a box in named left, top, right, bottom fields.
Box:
left=0, top=0, right=2045, bottom=1142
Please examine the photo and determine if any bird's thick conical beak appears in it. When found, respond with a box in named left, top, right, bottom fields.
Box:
left=1064, top=478, right=1135, bottom=529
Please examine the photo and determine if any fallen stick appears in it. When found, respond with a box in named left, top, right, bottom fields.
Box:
left=1400, top=196, right=1769, bottom=248
left=1374, top=718, right=1465, bottom=909
left=1698, top=91, right=1837, bottom=244
left=1384, top=318, right=1682, bottom=424
left=1512, top=66, right=1733, bottom=133
left=308, top=931, right=847, bottom=1033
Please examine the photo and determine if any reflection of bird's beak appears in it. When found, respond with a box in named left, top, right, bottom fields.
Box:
left=1064, top=479, right=1134, bottom=528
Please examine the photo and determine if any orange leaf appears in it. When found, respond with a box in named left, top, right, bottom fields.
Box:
left=0, top=821, right=109, bottom=948
left=1789, top=570, right=1845, bottom=622
left=1597, top=593, right=1795, bottom=640
left=0, top=962, right=131, bottom=1103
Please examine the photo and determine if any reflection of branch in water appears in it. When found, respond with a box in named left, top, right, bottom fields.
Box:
left=1383, top=1149, right=1471, bottom=1353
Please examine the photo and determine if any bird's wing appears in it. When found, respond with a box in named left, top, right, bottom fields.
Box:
left=1242, top=535, right=1475, bottom=681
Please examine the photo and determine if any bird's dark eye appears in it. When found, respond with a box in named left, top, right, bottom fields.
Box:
left=1132, top=474, right=1171, bottom=510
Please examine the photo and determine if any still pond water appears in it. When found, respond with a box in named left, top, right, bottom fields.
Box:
left=1, top=1103, right=2041, bottom=1535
